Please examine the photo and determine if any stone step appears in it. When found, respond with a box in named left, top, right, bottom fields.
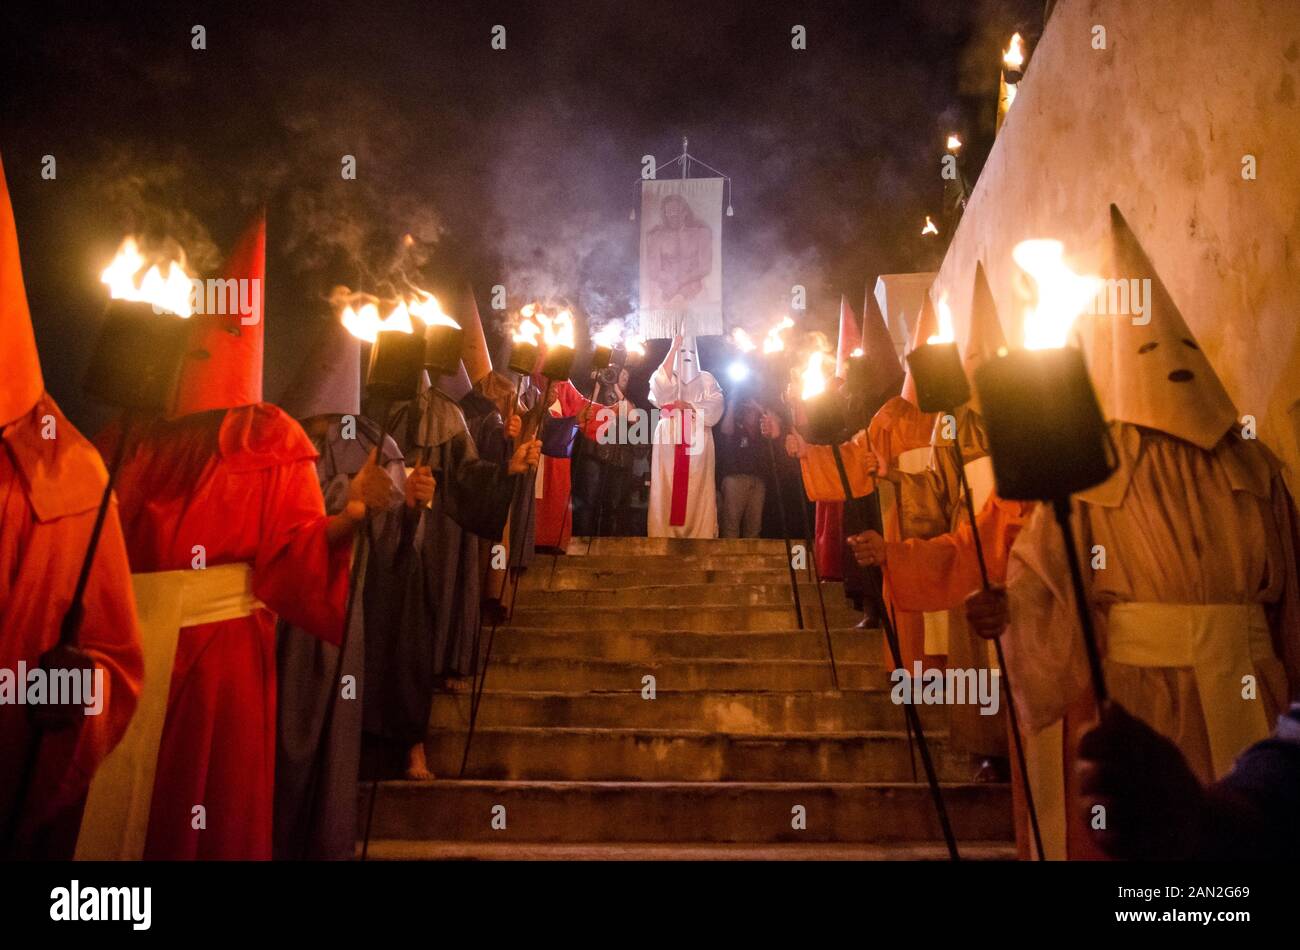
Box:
left=543, top=553, right=796, bottom=572
left=479, top=655, right=883, bottom=692
left=493, top=627, right=881, bottom=662
left=361, top=840, right=1016, bottom=860
left=365, top=780, right=1013, bottom=843
left=522, top=567, right=799, bottom=591
left=437, top=726, right=969, bottom=782
left=428, top=688, right=947, bottom=733
left=565, top=537, right=793, bottom=557
left=508, top=604, right=856, bottom=633
left=516, top=581, right=857, bottom=611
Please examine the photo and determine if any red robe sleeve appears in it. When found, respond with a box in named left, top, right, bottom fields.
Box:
left=251, top=456, right=352, bottom=646
left=883, top=494, right=1035, bottom=613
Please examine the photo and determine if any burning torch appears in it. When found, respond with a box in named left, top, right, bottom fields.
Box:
left=797, top=342, right=958, bottom=858
left=973, top=239, right=1112, bottom=708
left=3, top=238, right=194, bottom=855
left=998, top=33, right=1026, bottom=134
left=902, top=267, right=1046, bottom=859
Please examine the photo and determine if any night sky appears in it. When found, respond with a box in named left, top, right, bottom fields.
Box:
left=1, top=0, right=1042, bottom=429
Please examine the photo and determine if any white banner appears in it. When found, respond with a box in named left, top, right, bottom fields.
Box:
left=638, top=177, right=723, bottom=339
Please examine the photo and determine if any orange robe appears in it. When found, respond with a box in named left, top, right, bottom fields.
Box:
left=103, top=404, right=350, bottom=859
left=0, top=395, right=142, bottom=857
left=881, top=492, right=1053, bottom=857
left=798, top=422, right=941, bottom=669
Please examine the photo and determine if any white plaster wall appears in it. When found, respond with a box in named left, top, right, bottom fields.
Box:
left=933, top=0, right=1300, bottom=485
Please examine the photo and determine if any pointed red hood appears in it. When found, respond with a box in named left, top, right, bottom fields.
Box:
left=859, top=284, right=904, bottom=405
left=834, top=295, right=862, bottom=380
left=170, top=213, right=266, bottom=417
left=900, top=290, right=938, bottom=405
left=0, top=151, right=43, bottom=425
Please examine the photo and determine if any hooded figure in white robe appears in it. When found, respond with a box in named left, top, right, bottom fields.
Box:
left=1003, top=205, right=1300, bottom=786
left=647, top=334, right=724, bottom=538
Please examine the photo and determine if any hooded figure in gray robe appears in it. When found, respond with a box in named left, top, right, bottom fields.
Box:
left=367, top=364, right=518, bottom=752
left=273, top=323, right=409, bottom=860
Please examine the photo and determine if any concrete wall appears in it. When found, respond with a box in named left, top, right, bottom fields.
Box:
left=933, top=0, right=1300, bottom=485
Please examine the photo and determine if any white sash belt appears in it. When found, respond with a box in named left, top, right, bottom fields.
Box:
left=75, top=563, right=264, bottom=860
left=1107, top=602, right=1275, bottom=779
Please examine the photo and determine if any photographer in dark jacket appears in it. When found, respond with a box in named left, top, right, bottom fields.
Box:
left=573, top=365, right=635, bottom=537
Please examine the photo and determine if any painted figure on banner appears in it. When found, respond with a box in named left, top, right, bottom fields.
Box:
left=646, top=194, right=713, bottom=309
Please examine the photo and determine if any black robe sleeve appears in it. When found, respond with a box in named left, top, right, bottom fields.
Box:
left=440, top=429, right=517, bottom=541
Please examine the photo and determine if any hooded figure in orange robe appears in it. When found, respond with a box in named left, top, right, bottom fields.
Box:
left=0, top=152, right=142, bottom=859
left=791, top=290, right=940, bottom=668
left=81, top=214, right=377, bottom=860
left=808, top=296, right=865, bottom=580
left=850, top=265, right=1051, bottom=848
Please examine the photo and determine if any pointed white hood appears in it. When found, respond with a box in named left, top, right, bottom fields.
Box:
left=1076, top=206, right=1237, bottom=451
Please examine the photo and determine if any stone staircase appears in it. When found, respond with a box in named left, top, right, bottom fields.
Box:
left=362, top=537, right=1015, bottom=859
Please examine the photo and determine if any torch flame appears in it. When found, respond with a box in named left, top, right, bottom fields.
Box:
left=1003, top=33, right=1025, bottom=71
left=100, top=237, right=195, bottom=318
left=921, top=216, right=939, bottom=236
left=763, top=316, right=795, bottom=354
left=946, top=134, right=963, bottom=152
left=623, top=333, right=646, bottom=357
left=407, top=289, right=458, bottom=328
left=850, top=347, right=864, bottom=358
left=731, top=327, right=757, bottom=353
left=539, top=308, right=576, bottom=349
left=800, top=351, right=829, bottom=401
left=927, top=292, right=956, bottom=345
left=592, top=322, right=623, bottom=349
left=1012, top=239, right=1102, bottom=350
left=513, top=313, right=542, bottom=346
left=341, top=300, right=415, bottom=343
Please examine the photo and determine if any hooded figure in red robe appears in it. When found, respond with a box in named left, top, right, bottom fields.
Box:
left=78, top=214, right=390, bottom=860
left=0, top=152, right=143, bottom=859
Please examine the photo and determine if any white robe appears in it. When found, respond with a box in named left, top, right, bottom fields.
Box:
left=647, top=367, right=724, bottom=538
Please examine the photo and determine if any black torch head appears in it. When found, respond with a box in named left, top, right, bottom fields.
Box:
left=803, top=390, right=848, bottom=446
left=974, top=347, right=1115, bottom=501
left=843, top=352, right=872, bottom=398
left=906, top=342, right=971, bottom=413
left=540, top=345, right=575, bottom=381
left=591, top=344, right=614, bottom=372
left=365, top=329, right=427, bottom=403
left=423, top=323, right=464, bottom=379
left=507, top=340, right=539, bottom=376
left=83, top=299, right=191, bottom=412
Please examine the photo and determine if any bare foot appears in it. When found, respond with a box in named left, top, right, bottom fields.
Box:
left=405, top=743, right=434, bottom=780
left=971, top=757, right=1007, bottom=783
